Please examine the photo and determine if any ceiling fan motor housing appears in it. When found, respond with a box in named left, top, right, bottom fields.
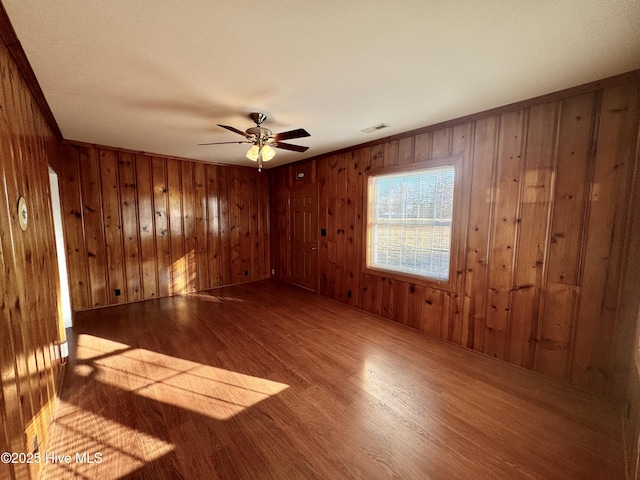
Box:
left=246, top=126, right=273, bottom=143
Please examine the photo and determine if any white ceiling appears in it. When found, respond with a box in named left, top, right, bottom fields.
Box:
left=4, top=1, right=640, bottom=169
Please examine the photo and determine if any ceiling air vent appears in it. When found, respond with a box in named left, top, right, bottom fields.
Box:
left=361, top=123, right=390, bottom=134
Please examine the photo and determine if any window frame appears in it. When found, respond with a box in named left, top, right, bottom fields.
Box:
left=363, top=155, right=462, bottom=291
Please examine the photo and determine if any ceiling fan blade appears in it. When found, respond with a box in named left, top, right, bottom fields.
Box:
left=198, top=141, right=251, bottom=146
left=272, top=128, right=310, bottom=142
left=218, top=124, right=249, bottom=137
left=273, top=142, right=309, bottom=152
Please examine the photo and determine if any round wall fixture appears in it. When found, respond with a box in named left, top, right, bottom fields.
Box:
left=17, top=196, right=28, bottom=231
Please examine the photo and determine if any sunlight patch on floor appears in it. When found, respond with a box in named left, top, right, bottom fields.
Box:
left=43, top=403, right=174, bottom=480
left=186, top=292, right=248, bottom=303
left=75, top=334, right=289, bottom=421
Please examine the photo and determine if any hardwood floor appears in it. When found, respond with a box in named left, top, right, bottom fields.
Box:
left=44, top=280, right=623, bottom=479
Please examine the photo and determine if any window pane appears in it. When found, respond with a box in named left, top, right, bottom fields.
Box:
left=368, top=165, right=454, bottom=282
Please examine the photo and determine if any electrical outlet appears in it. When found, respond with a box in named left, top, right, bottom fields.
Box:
left=244, top=270, right=249, bottom=276
left=114, top=289, right=121, bottom=296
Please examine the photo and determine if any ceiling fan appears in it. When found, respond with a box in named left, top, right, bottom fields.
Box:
left=199, top=113, right=310, bottom=172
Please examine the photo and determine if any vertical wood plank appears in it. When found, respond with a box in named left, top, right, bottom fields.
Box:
left=484, top=110, right=526, bottom=359
left=317, top=157, right=329, bottom=295
left=546, top=93, right=595, bottom=286
left=535, top=93, right=595, bottom=377
left=447, top=122, right=473, bottom=345
left=394, top=281, right=410, bottom=324
left=508, top=102, right=558, bottom=368
left=325, top=155, right=338, bottom=300
left=118, top=152, right=142, bottom=302
left=238, top=168, right=252, bottom=282
left=407, top=284, right=425, bottom=330
left=441, top=293, right=452, bottom=340
left=0, top=401, right=11, bottom=479
left=536, top=283, right=580, bottom=379
left=414, top=132, right=432, bottom=163
left=58, top=145, right=90, bottom=310
left=432, top=128, right=452, bottom=158
left=167, top=159, right=184, bottom=294
left=249, top=169, right=260, bottom=280
left=135, top=155, right=158, bottom=299
left=206, top=164, right=222, bottom=287
left=397, top=136, right=415, bottom=165
left=363, top=144, right=386, bottom=316
left=422, top=288, right=444, bottom=337
left=217, top=165, right=231, bottom=285
left=381, top=277, right=394, bottom=319
left=78, top=146, right=108, bottom=307
left=228, top=167, right=243, bottom=284
left=384, top=140, right=399, bottom=167
left=269, top=168, right=287, bottom=283
left=193, top=162, right=209, bottom=290
left=259, top=169, right=271, bottom=278
left=99, top=149, right=126, bottom=303
left=354, top=147, right=369, bottom=309
left=572, top=84, right=638, bottom=393
left=181, top=161, right=196, bottom=292
left=344, top=152, right=358, bottom=306
left=464, top=117, right=498, bottom=350
left=152, top=157, right=171, bottom=298
left=335, top=154, right=348, bottom=303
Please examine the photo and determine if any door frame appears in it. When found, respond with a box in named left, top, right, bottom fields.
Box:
left=48, top=166, right=71, bottom=358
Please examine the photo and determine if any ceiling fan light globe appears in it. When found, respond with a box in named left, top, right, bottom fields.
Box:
left=246, top=144, right=260, bottom=161
left=262, top=144, right=276, bottom=161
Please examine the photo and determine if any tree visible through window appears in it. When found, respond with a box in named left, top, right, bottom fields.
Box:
left=366, top=164, right=455, bottom=282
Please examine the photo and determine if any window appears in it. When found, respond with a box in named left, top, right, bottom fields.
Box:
left=365, top=159, right=457, bottom=285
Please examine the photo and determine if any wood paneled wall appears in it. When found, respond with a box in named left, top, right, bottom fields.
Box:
left=59, top=144, right=271, bottom=312
left=625, top=347, right=640, bottom=479
left=271, top=73, right=640, bottom=398
left=0, top=33, right=65, bottom=480
left=621, top=116, right=640, bottom=478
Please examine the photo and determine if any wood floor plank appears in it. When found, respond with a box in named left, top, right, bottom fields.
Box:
left=43, top=280, right=623, bottom=479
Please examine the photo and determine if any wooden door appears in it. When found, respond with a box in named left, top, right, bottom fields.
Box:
left=290, top=186, right=318, bottom=291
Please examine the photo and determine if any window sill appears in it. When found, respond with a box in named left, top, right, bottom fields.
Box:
left=363, top=265, right=455, bottom=292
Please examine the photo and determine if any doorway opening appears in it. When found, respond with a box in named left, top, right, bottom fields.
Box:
left=49, top=167, right=72, bottom=357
